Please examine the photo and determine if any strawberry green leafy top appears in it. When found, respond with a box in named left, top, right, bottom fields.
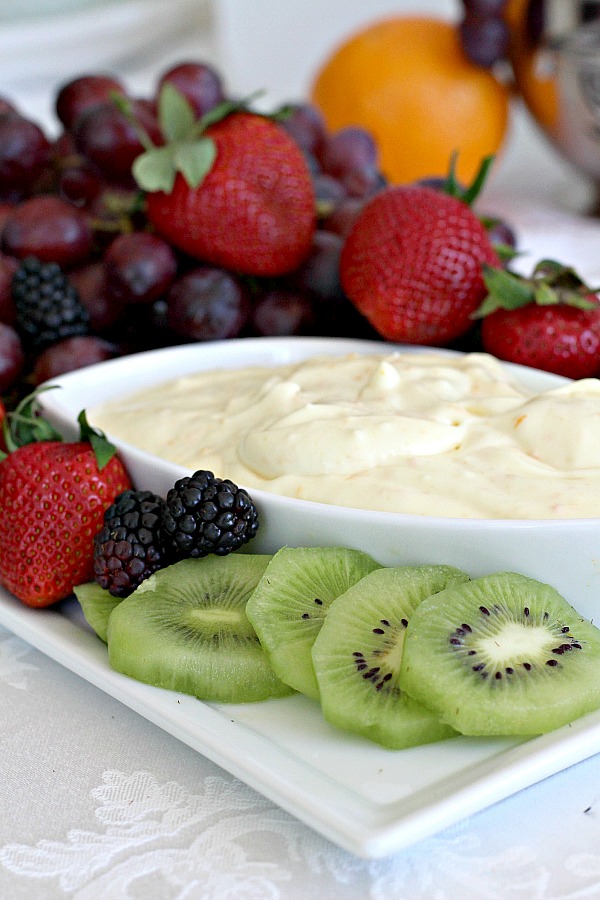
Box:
left=1, top=388, right=118, bottom=470
left=125, top=85, right=263, bottom=194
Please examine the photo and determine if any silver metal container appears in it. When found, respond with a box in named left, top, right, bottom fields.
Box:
left=511, top=0, right=600, bottom=180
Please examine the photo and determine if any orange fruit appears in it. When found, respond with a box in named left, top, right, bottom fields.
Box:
left=311, top=16, right=510, bottom=185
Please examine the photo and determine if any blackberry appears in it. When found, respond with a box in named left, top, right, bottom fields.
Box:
left=163, top=470, right=259, bottom=559
left=12, top=256, right=89, bottom=350
left=93, top=489, right=169, bottom=597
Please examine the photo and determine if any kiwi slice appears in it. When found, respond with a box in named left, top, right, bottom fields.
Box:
left=245, top=546, right=380, bottom=699
left=311, top=565, right=469, bottom=749
left=400, top=572, right=600, bottom=736
left=74, top=581, right=122, bottom=643
left=107, top=554, right=294, bottom=703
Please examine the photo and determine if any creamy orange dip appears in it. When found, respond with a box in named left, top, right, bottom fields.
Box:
left=89, top=352, right=600, bottom=519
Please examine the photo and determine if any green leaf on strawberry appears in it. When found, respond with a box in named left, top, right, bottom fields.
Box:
left=437, top=152, right=495, bottom=207
left=475, top=259, right=598, bottom=318
left=474, top=266, right=535, bottom=316
left=131, top=86, right=263, bottom=194
left=132, top=145, right=180, bottom=193
left=1, top=388, right=63, bottom=455
left=158, top=81, right=196, bottom=141
left=173, top=139, right=216, bottom=188
left=77, top=409, right=118, bottom=471
left=451, top=153, right=495, bottom=207
left=1, top=389, right=118, bottom=472
left=477, top=259, right=600, bottom=380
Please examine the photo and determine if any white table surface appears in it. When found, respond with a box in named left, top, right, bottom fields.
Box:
left=2, top=3, right=600, bottom=896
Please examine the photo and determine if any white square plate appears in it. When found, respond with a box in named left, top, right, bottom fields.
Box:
left=1, top=588, right=600, bottom=858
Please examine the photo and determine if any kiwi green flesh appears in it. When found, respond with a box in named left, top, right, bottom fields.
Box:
left=311, top=565, right=470, bottom=749
left=245, top=546, right=381, bottom=700
left=400, top=572, right=600, bottom=736
left=74, top=581, right=122, bottom=643
left=107, top=554, right=294, bottom=704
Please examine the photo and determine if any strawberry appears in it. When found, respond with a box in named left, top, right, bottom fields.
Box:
left=131, top=86, right=316, bottom=277
left=476, top=260, right=600, bottom=379
left=0, top=393, right=132, bottom=607
left=340, top=181, right=500, bottom=345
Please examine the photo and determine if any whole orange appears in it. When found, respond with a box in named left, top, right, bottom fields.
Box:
left=311, top=16, right=510, bottom=185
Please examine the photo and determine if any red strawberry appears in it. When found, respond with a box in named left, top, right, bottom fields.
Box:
left=0, top=395, right=132, bottom=606
left=0, top=398, right=5, bottom=452
left=477, top=260, right=600, bottom=379
left=340, top=183, right=500, bottom=345
left=132, top=88, right=316, bottom=277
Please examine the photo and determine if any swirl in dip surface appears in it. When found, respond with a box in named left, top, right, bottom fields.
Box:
left=89, top=351, right=600, bottom=519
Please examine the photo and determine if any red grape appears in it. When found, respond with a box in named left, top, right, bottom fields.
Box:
left=69, top=261, right=124, bottom=331
left=166, top=267, right=250, bottom=341
left=251, top=288, right=316, bottom=337
left=0, top=202, right=16, bottom=238
left=157, top=61, right=225, bottom=118
left=321, top=197, right=365, bottom=238
left=318, top=126, right=381, bottom=197
left=55, top=74, right=127, bottom=131
left=0, top=254, right=18, bottom=325
left=484, top=216, right=517, bottom=251
left=279, top=102, right=327, bottom=156
left=104, top=232, right=178, bottom=305
left=313, top=173, right=347, bottom=212
left=291, top=230, right=344, bottom=302
left=73, top=99, right=161, bottom=181
left=33, top=335, right=118, bottom=384
left=0, top=114, right=52, bottom=199
left=87, top=185, right=142, bottom=248
left=58, top=164, right=103, bottom=208
left=0, top=322, right=25, bottom=392
left=462, top=0, right=507, bottom=13
left=2, top=195, right=93, bottom=268
left=459, top=13, right=510, bottom=68
left=291, top=231, right=376, bottom=338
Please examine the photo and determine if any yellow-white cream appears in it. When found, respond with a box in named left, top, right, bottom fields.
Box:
left=89, top=351, right=600, bottom=519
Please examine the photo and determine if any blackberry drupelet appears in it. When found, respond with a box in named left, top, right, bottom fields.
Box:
left=12, top=256, right=90, bottom=349
left=93, top=489, right=168, bottom=597
left=163, top=469, right=259, bottom=559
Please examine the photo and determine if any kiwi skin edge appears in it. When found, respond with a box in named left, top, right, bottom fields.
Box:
left=74, top=581, right=122, bottom=643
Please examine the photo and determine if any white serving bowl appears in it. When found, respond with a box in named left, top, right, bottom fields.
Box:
left=38, top=336, right=600, bottom=622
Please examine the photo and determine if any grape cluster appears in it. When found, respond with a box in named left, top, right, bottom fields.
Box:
left=458, top=0, right=511, bottom=69
left=0, top=62, right=388, bottom=402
